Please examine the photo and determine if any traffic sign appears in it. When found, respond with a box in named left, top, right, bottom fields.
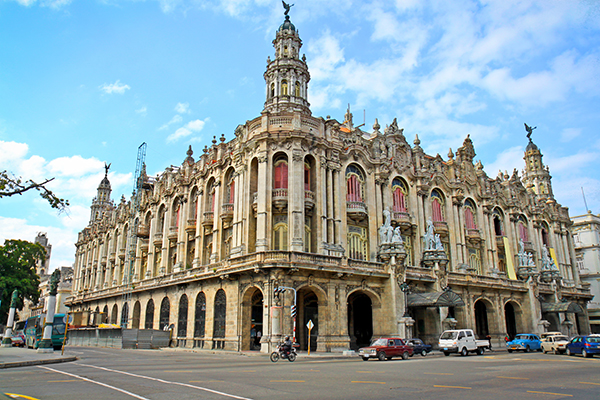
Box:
left=63, top=314, right=74, bottom=324
left=306, top=320, right=314, bottom=330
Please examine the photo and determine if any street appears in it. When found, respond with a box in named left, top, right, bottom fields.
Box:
left=1, top=348, right=599, bottom=399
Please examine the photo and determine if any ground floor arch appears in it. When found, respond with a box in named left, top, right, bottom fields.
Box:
left=297, top=287, right=320, bottom=351
left=240, top=286, right=264, bottom=351
left=132, top=301, right=141, bottom=329
left=474, top=299, right=491, bottom=339
left=504, top=301, right=524, bottom=340
left=347, top=291, right=373, bottom=350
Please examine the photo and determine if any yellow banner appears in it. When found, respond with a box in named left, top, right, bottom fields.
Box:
left=503, top=236, right=517, bottom=280
left=549, top=248, right=560, bottom=271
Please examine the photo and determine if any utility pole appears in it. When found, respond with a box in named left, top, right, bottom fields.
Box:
left=274, top=285, right=297, bottom=343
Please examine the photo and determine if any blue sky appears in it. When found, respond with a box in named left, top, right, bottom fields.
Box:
left=1, top=0, right=599, bottom=272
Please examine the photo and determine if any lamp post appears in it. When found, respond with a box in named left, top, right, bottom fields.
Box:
left=274, top=285, right=297, bottom=343
left=399, top=282, right=410, bottom=318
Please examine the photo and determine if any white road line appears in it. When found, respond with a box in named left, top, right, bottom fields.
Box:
left=37, top=366, right=150, bottom=400
left=77, top=363, right=254, bottom=400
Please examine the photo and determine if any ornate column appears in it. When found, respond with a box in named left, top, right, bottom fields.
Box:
left=290, top=149, right=304, bottom=252
left=38, top=270, right=61, bottom=353
left=255, top=152, right=269, bottom=252
left=1, top=290, right=19, bottom=347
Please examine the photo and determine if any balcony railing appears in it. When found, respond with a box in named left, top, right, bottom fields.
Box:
left=304, top=190, right=315, bottom=211
left=346, top=201, right=367, bottom=221
left=168, top=226, right=178, bottom=241
left=392, top=211, right=411, bottom=225
left=136, top=225, right=149, bottom=238
left=433, top=221, right=448, bottom=232
left=466, top=228, right=480, bottom=240
left=203, top=211, right=214, bottom=226
left=153, top=232, right=163, bottom=246
left=186, top=219, right=197, bottom=233
left=273, top=188, right=288, bottom=210
left=221, top=203, right=234, bottom=220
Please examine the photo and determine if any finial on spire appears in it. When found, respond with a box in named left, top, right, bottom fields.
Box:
left=282, top=1, right=294, bottom=16
left=524, top=123, right=536, bottom=141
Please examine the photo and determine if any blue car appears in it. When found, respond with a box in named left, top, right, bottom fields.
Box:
left=566, top=335, right=600, bottom=358
left=507, top=333, right=541, bottom=353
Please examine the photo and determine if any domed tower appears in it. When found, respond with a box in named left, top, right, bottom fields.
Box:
left=89, top=163, right=114, bottom=224
left=521, top=124, right=553, bottom=200
left=263, top=4, right=311, bottom=115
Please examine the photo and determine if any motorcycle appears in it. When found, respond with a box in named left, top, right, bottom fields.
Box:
left=270, top=343, right=297, bottom=362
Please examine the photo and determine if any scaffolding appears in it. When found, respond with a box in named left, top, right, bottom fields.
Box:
left=121, top=142, right=147, bottom=328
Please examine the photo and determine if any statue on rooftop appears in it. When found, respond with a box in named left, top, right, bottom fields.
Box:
left=282, top=1, right=294, bottom=15
left=524, top=123, right=536, bottom=141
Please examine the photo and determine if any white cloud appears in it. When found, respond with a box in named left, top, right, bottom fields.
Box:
left=0, top=140, right=29, bottom=167
left=135, top=106, right=147, bottom=116
left=99, top=80, right=131, bottom=95
left=41, top=0, right=72, bottom=8
left=483, top=146, right=524, bottom=178
left=175, top=102, right=191, bottom=114
left=158, top=114, right=183, bottom=131
left=47, top=156, right=104, bottom=177
left=166, top=119, right=207, bottom=143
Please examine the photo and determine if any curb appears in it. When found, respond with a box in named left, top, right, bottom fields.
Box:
left=0, top=356, right=78, bottom=369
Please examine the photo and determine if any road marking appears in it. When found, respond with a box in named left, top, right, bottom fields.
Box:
left=351, top=381, right=386, bottom=384
left=229, top=370, right=256, bottom=373
left=270, top=380, right=305, bottom=383
left=37, top=366, right=150, bottom=400
left=424, top=373, right=454, bottom=376
left=497, top=376, right=529, bottom=380
left=190, top=380, right=225, bottom=383
left=484, top=356, right=496, bottom=359
left=526, top=390, right=572, bottom=397
left=580, top=382, right=600, bottom=386
left=47, top=380, right=79, bottom=382
left=356, top=371, right=385, bottom=374
left=293, top=369, right=320, bottom=372
left=5, top=394, right=40, bottom=400
left=434, top=385, right=471, bottom=389
left=76, top=363, right=254, bottom=400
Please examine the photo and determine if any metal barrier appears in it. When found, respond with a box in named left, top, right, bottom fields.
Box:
left=68, top=328, right=170, bottom=349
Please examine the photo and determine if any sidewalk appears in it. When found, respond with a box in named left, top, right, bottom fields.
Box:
left=0, top=346, right=77, bottom=369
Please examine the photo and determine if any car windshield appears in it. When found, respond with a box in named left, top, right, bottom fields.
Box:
left=440, top=332, right=457, bottom=340
left=371, top=339, right=387, bottom=346
left=587, top=337, right=600, bottom=343
left=514, top=334, right=528, bottom=340
left=555, top=336, right=568, bottom=341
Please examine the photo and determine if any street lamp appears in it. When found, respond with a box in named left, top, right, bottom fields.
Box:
left=399, top=282, right=410, bottom=318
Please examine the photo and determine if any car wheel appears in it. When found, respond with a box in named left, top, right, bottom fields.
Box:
left=461, top=347, right=468, bottom=357
left=552, top=348, right=558, bottom=355
left=421, top=349, right=427, bottom=357
left=362, top=357, right=369, bottom=361
left=582, top=350, right=589, bottom=358
left=567, top=348, right=573, bottom=356
left=402, top=351, right=409, bottom=360
left=378, top=351, right=386, bottom=361
left=507, top=349, right=513, bottom=353
left=476, top=347, right=484, bottom=355
left=444, top=352, right=450, bottom=356
left=543, top=348, right=547, bottom=354
left=525, top=345, right=530, bottom=353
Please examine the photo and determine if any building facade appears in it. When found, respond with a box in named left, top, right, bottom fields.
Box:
left=572, top=212, right=600, bottom=333
left=67, top=11, right=591, bottom=352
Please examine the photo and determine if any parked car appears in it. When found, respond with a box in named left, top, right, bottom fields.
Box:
left=566, top=335, right=600, bottom=358
left=10, top=321, right=26, bottom=347
left=358, top=338, right=413, bottom=361
left=541, top=335, right=569, bottom=354
left=540, top=331, right=563, bottom=341
left=439, top=329, right=489, bottom=356
left=405, top=338, right=432, bottom=356
left=507, top=333, right=542, bottom=353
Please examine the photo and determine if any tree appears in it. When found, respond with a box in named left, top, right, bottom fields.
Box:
left=0, top=170, right=69, bottom=211
left=0, top=240, right=43, bottom=324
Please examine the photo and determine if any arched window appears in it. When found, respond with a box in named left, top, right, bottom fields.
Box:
left=160, top=297, right=170, bottom=331
left=541, top=225, right=549, bottom=247
left=431, top=190, right=445, bottom=222
left=225, top=170, right=235, bottom=204
left=213, top=289, right=227, bottom=338
left=346, top=165, right=364, bottom=202
left=273, top=222, right=288, bottom=250
left=121, top=302, right=129, bottom=327
left=283, top=46, right=288, bottom=56
left=274, top=159, right=288, bottom=189
left=281, top=80, right=288, bottom=95
left=178, top=295, right=188, bottom=338
left=464, top=199, right=477, bottom=230
left=347, top=225, right=368, bottom=260
left=392, top=178, right=407, bottom=212
left=493, top=209, right=504, bottom=236
left=517, top=217, right=529, bottom=242
left=194, top=292, right=206, bottom=338
left=145, top=299, right=155, bottom=329
left=304, top=162, right=311, bottom=191
left=270, top=83, right=275, bottom=97
left=295, top=81, right=300, bottom=97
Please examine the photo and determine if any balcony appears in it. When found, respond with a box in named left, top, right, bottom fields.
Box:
left=136, top=224, right=149, bottom=238
left=272, top=188, right=288, bottom=211
left=101, top=255, right=107, bottom=265
left=109, top=251, right=116, bottom=262
left=346, top=201, right=367, bottom=222
left=153, top=233, right=163, bottom=246
left=186, top=219, right=197, bottom=234
left=203, top=211, right=214, bottom=226
left=168, top=226, right=178, bottom=241
left=117, top=248, right=126, bottom=260
left=466, top=228, right=481, bottom=241
left=221, top=203, right=234, bottom=221
left=433, top=221, right=448, bottom=233
left=392, top=211, right=411, bottom=226
left=523, top=241, right=533, bottom=252
left=305, top=190, right=315, bottom=212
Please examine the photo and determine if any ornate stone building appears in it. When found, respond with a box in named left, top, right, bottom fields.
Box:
left=67, top=10, right=591, bottom=352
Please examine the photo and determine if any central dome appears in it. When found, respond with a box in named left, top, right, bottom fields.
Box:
left=278, top=15, right=296, bottom=32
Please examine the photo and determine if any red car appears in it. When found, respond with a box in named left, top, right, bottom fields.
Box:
left=358, top=337, right=413, bottom=361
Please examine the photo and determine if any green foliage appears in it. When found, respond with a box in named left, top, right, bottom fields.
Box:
left=0, top=240, right=43, bottom=324
left=0, top=170, right=69, bottom=212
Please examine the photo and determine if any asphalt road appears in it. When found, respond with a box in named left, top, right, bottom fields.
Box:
left=1, top=348, right=599, bottom=399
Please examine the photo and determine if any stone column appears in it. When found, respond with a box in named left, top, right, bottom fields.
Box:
left=1, top=290, right=19, bottom=347
left=290, top=149, right=304, bottom=252
left=38, top=270, right=61, bottom=353
left=255, top=153, right=269, bottom=252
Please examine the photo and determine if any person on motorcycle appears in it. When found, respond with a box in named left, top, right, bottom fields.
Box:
left=281, top=336, right=292, bottom=358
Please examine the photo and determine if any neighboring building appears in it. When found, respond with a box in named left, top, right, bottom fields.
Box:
left=34, top=232, right=52, bottom=276
left=572, top=212, right=600, bottom=333
left=66, top=9, right=591, bottom=352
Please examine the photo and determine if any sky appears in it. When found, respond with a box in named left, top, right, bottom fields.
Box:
left=1, top=0, right=599, bottom=273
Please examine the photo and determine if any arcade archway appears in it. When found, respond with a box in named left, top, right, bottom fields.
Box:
left=347, top=291, right=372, bottom=350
